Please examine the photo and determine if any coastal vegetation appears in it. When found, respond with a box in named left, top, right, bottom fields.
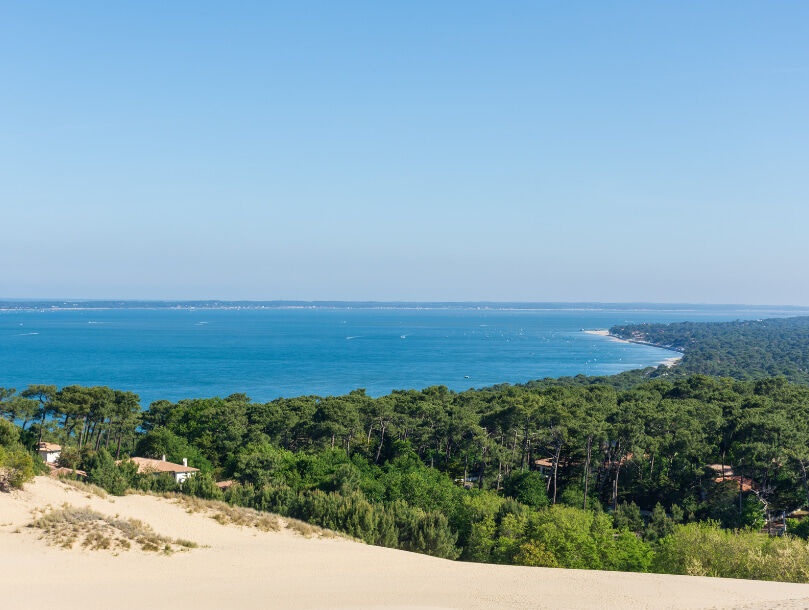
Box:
left=6, top=315, right=809, bottom=580
left=5, top=374, right=809, bottom=580
left=610, top=316, right=809, bottom=383
left=0, top=418, right=38, bottom=491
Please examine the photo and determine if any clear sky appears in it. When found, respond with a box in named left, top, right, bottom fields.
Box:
left=2, top=2, right=807, bottom=304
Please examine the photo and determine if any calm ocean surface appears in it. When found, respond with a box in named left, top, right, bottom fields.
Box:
left=0, top=306, right=804, bottom=406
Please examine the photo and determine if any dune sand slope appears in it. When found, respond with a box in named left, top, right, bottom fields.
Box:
left=2, top=477, right=809, bottom=610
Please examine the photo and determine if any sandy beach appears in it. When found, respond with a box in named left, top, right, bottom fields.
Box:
left=584, top=328, right=631, bottom=344
left=584, top=329, right=683, bottom=367
left=660, top=354, right=684, bottom=367
left=2, top=477, right=808, bottom=610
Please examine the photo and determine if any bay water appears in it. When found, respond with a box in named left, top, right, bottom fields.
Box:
left=0, top=305, right=802, bottom=406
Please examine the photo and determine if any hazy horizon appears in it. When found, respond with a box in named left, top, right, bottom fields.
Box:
left=2, top=3, right=807, bottom=304
left=3, top=298, right=809, bottom=311
left=13, top=296, right=809, bottom=311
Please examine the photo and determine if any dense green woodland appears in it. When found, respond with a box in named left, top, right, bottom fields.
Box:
left=4, top=375, right=809, bottom=579
left=611, top=316, right=809, bottom=383
left=5, top=315, right=809, bottom=581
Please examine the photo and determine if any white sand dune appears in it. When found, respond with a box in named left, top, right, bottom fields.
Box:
left=2, top=477, right=809, bottom=610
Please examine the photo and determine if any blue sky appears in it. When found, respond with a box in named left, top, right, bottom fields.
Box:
left=2, top=2, right=807, bottom=304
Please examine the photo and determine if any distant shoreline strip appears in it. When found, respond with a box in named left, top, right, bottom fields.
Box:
left=583, top=329, right=684, bottom=367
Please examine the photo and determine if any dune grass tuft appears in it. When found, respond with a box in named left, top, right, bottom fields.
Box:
left=58, top=477, right=108, bottom=499
left=171, top=494, right=338, bottom=538
left=28, top=505, right=197, bottom=554
left=176, top=495, right=282, bottom=531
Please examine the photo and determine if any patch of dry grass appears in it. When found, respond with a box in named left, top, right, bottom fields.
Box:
left=176, top=495, right=282, bottom=531
left=171, top=494, right=338, bottom=538
left=285, top=516, right=337, bottom=538
left=58, top=477, right=108, bottom=499
left=28, top=504, right=197, bottom=554
left=126, top=489, right=341, bottom=539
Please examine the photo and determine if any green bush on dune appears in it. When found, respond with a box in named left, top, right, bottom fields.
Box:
left=0, top=419, right=36, bottom=491
left=653, top=522, right=809, bottom=582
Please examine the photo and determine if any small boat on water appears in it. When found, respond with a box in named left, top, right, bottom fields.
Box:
left=464, top=375, right=471, bottom=379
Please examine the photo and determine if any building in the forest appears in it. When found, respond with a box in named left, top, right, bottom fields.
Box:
left=37, top=442, right=61, bottom=464
left=127, top=456, right=199, bottom=484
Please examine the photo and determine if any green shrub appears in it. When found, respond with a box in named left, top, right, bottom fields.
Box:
left=653, top=521, right=809, bottom=582
left=57, top=445, right=82, bottom=469
left=408, top=510, right=460, bottom=559
left=466, top=514, right=497, bottom=562
left=514, top=540, right=559, bottom=567
left=132, top=471, right=180, bottom=493
left=558, top=485, right=602, bottom=512
left=740, top=495, right=766, bottom=530
left=787, top=518, right=809, bottom=540
left=527, top=505, right=652, bottom=572
left=613, top=501, right=644, bottom=532
left=455, top=491, right=505, bottom=551
left=0, top=444, right=35, bottom=490
left=0, top=419, right=20, bottom=447
left=221, top=481, right=460, bottom=560
left=491, top=512, right=529, bottom=563
left=86, top=449, right=136, bottom=495
left=182, top=472, right=223, bottom=500
left=643, top=503, right=680, bottom=543
left=224, top=482, right=257, bottom=507
left=502, top=471, right=549, bottom=509
left=608, top=529, right=654, bottom=572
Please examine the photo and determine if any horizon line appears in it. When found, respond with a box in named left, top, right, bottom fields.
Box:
left=2, top=299, right=809, bottom=310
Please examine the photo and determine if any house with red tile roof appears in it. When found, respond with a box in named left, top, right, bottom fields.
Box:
left=127, top=456, right=199, bottom=484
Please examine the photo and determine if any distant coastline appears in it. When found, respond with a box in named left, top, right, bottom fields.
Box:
left=584, top=329, right=684, bottom=367
left=2, top=300, right=808, bottom=314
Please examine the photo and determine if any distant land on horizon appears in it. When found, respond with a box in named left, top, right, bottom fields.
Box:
left=3, top=300, right=809, bottom=313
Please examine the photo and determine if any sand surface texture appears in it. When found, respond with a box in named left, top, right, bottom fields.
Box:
left=2, top=477, right=809, bottom=610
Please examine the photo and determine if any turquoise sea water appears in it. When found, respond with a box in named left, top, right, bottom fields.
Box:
left=0, top=305, right=804, bottom=406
